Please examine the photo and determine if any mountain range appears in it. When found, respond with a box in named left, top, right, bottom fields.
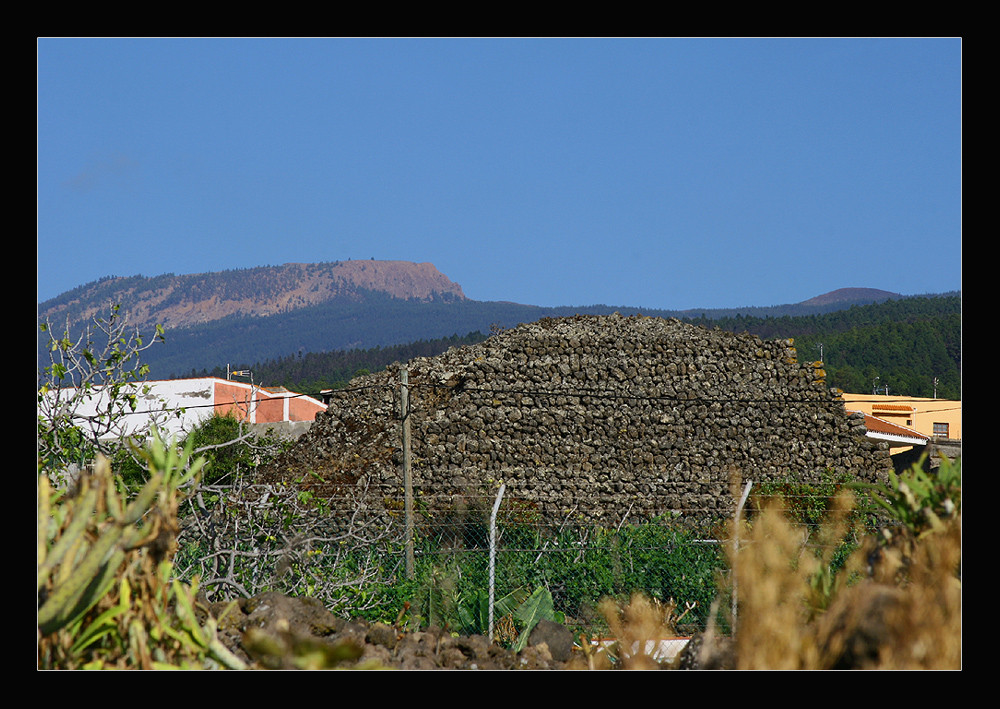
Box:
left=37, top=260, right=932, bottom=379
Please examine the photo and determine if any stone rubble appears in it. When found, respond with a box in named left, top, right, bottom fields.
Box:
left=265, top=313, right=890, bottom=524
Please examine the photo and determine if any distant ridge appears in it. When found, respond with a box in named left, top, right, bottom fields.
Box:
left=38, top=261, right=957, bottom=379
left=38, top=260, right=467, bottom=330
left=799, top=288, right=901, bottom=307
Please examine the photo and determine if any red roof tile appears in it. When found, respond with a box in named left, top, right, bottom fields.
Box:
left=851, top=411, right=929, bottom=442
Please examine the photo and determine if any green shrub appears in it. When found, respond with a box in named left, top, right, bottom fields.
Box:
left=182, top=413, right=262, bottom=485
left=340, top=519, right=724, bottom=638
left=854, top=455, right=961, bottom=540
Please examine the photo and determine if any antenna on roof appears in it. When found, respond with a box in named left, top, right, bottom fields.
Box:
left=227, top=364, right=252, bottom=381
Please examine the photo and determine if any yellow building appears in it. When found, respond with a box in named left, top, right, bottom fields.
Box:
left=840, top=394, right=961, bottom=441
left=839, top=393, right=961, bottom=472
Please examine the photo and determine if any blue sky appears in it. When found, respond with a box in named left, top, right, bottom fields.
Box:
left=37, top=38, right=961, bottom=310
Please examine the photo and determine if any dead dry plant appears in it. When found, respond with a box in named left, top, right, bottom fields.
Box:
left=814, top=514, right=961, bottom=669
left=595, top=593, right=680, bottom=670
left=727, top=492, right=961, bottom=670
left=729, top=498, right=822, bottom=669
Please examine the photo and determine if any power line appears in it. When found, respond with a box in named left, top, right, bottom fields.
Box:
left=410, top=380, right=865, bottom=407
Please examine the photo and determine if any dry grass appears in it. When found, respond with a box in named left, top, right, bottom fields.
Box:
left=566, top=594, right=685, bottom=669
left=724, top=493, right=961, bottom=670
left=729, top=500, right=824, bottom=669
left=813, top=514, right=962, bottom=669
left=597, top=594, right=678, bottom=670
left=588, top=489, right=961, bottom=670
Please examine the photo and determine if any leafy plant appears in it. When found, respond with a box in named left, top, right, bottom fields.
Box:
left=853, top=455, right=961, bottom=539
left=457, top=586, right=531, bottom=639
left=511, top=586, right=562, bottom=652
left=37, top=302, right=172, bottom=481
left=410, top=564, right=457, bottom=631
left=37, top=434, right=245, bottom=669
left=184, top=412, right=291, bottom=486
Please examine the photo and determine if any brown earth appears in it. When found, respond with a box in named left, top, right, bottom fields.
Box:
left=40, top=260, right=468, bottom=330
left=205, top=591, right=587, bottom=670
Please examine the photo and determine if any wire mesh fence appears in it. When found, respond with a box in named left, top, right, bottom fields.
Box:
left=158, top=360, right=906, bottom=650
left=174, top=470, right=884, bottom=643
left=168, top=366, right=897, bottom=644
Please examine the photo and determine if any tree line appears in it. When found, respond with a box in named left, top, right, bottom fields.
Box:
left=685, top=294, right=961, bottom=399
left=192, top=331, right=490, bottom=394
left=195, top=294, right=960, bottom=401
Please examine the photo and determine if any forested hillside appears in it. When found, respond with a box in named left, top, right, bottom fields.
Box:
left=39, top=261, right=958, bottom=401
left=214, top=294, right=960, bottom=401
left=197, top=331, right=490, bottom=394
left=684, top=294, right=961, bottom=399
left=40, top=261, right=924, bottom=381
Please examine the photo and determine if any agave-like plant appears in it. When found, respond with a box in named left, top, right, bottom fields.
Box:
left=37, top=432, right=246, bottom=669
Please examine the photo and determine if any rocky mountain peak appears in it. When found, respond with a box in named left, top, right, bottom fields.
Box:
left=38, top=260, right=468, bottom=330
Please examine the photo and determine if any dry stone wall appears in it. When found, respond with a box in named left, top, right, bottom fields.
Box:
left=267, top=314, right=890, bottom=525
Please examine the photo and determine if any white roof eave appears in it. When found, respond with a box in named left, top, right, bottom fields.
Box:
left=865, top=431, right=930, bottom=446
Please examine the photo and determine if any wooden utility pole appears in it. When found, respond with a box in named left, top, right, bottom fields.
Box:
left=400, top=366, right=414, bottom=579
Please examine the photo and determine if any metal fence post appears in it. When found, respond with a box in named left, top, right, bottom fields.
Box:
left=488, top=482, right=506, bottom=642
left=731, top=480, right=752, bottom=631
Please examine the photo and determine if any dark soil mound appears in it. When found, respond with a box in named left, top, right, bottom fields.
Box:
left=205, top=592, right=581, bottom=670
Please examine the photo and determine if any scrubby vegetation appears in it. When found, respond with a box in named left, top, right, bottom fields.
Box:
left=37, top=303, right=961, bottom=669
left=38, top=438, right=961, bottom=668
left=722, top=456, right=961, bottom=669
left=37, top=438, right=247, bottom=669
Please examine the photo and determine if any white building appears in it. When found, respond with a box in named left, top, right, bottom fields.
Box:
left=40, top=376, right=327, bottom=443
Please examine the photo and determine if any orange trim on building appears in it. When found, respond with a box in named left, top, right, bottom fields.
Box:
left=872, top=403, right=914, bottom=412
